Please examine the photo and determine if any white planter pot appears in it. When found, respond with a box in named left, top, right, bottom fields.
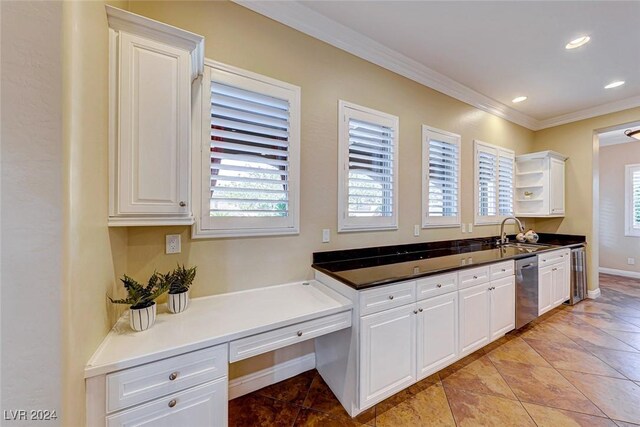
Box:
left=129, top=302, right=156, bottom=332
left=167, top=291, right=189, bottom=314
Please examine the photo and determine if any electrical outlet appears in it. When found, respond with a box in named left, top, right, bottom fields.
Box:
left=468, top=223, right=473, bottom=233
left=628, top=257, right=636, bottom=265
left=322, top=229, right=330, bottom=243
left=461, top=223, right=466, bottom=233
left=414, top=224, right=420, bottom=237
left=165, top=234, right=181, bottom=254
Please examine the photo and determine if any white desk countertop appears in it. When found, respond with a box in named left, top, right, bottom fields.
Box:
left=85, top=280, right=352, bottom=378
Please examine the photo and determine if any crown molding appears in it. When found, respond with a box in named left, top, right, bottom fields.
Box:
left=234, top=1, right=640, bottom=132
left=233, top=0, right=538, bottom=130
left=536, top=95, right=640, bottom=130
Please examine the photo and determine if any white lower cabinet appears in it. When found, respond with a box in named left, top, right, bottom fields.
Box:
left=106, top=377, right=227, bottom=427
left=490, top=276, right=516, bottom=340
left=552, top=261, right=570, bottom=306
left=538, top=249, right=570, bottom=315
left=538, top=265, right=554, bottom=315
left=359, top=304, right=416, bottom=409
left=416, top=292, right=458, bottom=379
left=459, top=283, right=491, bottom=356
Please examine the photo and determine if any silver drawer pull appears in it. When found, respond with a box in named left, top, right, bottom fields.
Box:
left=297, top=331, right=303, bottom=337
left=168, top=399, right=177, bottom=408
left=418, top=308, right=423, bottom=312
left=169, top=372, right=178, bottom=381
left=179, top=201, right=186, bottom=207
left=413, top=309, right=418, bottom=314
left=436, top=284, right=442, bottom=288
left=473, top=275, right=478, bottom=279
left=388, top=295, right=394, bottom=300
left=501, top=269, right=506, bottom=272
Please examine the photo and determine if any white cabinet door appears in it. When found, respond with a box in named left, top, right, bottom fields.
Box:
left=549, top=157, right=565, bottom=215
left=552, top=261, right=570, bottom=307
left=359, top=304, right=416, bottom=409
left=490, top=276, right=516, bottom=341
left=115, top=32, right=191, bottom=217
left=416, top=292, right=458, bottom=380
left=458, top=283, right=490, bottom=357
left=106, top=377, right=227, bottom=427
left=538, top=265, right=553, bottom=316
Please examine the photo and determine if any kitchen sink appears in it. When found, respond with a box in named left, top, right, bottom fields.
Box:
left=497, top=242, right=556, bottom=253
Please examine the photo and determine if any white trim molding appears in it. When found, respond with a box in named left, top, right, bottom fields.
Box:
left=599, top=267, right=640, bottom=280
left=587, top=288, right=601, bottom=299
left=233, top=1, right=640, bottom=131
left=228, top=353, right=316, bottom=400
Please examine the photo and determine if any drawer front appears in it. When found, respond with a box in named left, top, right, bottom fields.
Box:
left=417, top=273, right=458, bottom=300
left=359, top=281, right=416, bottom=316
left=538, top=249, right=570, bottom=266
left=106, top=344, right=228, bottom=413
left=229, top=310, right=351, bottom=362
left=490, top=261, right=515, bottom=281
left=107, top=377, right=227, bottom=427
left=458, top=266, right=491, bottom=290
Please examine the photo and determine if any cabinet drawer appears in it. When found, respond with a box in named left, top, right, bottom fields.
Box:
left=490, top=261, right=515, bottom=280
left=106, top=377, right=227, bottom=427
left=458, top=266, right=491, bottom=290
left=229, top=311, right=351, bottom=362
left=416, top=273, right=458, bottom=300
left=538, top=249, right=569, bottom=266
left=359, top=281, right=416, bottom=316
left=106, top=344, right=227, bottom=413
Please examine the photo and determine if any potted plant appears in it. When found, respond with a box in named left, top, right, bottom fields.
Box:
left=109, top=272, right=169, bottom=331
left=166, top=264, right=197, bottom=314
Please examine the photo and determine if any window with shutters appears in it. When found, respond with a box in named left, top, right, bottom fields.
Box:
left=338, top=101, right=399, bottom=232
left=625, top=164, right=640, bottom=237
left=474, top=140, right=515, bottom=225
left=195, top=61, right=300, bottom=238
left=422, top=126, right=461, bottom=228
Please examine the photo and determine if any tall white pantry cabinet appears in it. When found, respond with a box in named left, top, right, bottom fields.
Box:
left=106, top=6, right=204, bottom=226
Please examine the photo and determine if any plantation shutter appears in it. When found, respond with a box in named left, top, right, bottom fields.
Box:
left=475, top=141, right=515, bottom=223
left=347, top=118, right=395, bottom=218
left=633, top=168, right=640, bottom=230
left=210, top=82, right=290, bottom=218
left=427, top=138, right=459, bottom=218
left=477, top=147, right=498, bottom=217
left=498, top=151, right=515, bottom=216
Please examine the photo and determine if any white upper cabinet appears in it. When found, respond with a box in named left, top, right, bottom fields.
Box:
left=106, top=6, right=204, bottom=226
left=515, top=151, right=567, bottom=218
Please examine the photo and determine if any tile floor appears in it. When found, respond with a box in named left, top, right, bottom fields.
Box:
left=229, top=274, right=640, bottom=426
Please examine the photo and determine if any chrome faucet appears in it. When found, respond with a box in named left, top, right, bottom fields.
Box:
left=499, top=216, right=525, bottom=245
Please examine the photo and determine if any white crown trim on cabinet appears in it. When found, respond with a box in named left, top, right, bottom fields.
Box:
left=233, top=1, right=640, bottom=131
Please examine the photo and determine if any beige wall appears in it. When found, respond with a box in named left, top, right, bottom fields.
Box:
left=1, top=1, right=63, bottom=419
left=599, top=141, right=640, bottom=273
left=532, top=107, right=640, bottom=290
left=125, top=1, right=535, bottom=299
left=62, top=1, right=128, bottom=426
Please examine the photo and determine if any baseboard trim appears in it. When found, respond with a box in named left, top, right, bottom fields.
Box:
left=587, top=288, right=601, bottom=299
left=228, top=353, right=316, bottom=400
left=599, top=267, right=640, bottom=279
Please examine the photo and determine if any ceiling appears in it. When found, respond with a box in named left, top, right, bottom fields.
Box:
left=236, top=1, right=640, bottom=130
left=599, top=121, right=640, bottom=147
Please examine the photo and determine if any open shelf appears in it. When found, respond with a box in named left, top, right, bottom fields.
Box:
left=516, top=184, right=543, bottom=189
left=516, top=198, right=543, bottom=202
left=516, top=171, right=544, bottom=176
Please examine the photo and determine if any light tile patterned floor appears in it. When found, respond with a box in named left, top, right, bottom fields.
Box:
left=229, top=274, right=640, bottom=426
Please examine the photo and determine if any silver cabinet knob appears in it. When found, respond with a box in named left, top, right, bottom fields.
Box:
left=501, top=269, right=506, bottom=272
left=473, top=275, right=478, bottom=279
left=436, top=284, right=442, bottom=288
left=169, top=372, right=178, bottom=381
left=297, top=331, right=303, bottom=337
left=179, top=201, right=186, bottom=207
left=168, top=399, right=177, bottom=408
left=388, top=295, right=394, bottom=300
left=418, top=308, right=423, bottom=312
left=413, top=309, right=418, bottom=314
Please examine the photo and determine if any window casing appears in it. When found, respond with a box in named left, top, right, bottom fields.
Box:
left=625, top=164, right=640, bottom=237
left=422, top=126, right=461, bottom=228
left=338, top=101, right=398, bottom=232
left=194, top=61, right=300, bottom=238
left=474, top=140, right=515, bottom=225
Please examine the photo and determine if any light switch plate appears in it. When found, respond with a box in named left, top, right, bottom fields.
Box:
left=629, top=258, right=636, bottom=265
left=322, top=229, right=330, bottom=243
left=414, top=225, right=420, bottom=237
left=166, top=234, right=181, bottom=254
left=468, top=223, right=473, bottom=233
left=461, top=223, right=466, bottom=233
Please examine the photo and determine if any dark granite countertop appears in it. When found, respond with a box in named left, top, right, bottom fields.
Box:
left=312, top=233, right=586, bottom=290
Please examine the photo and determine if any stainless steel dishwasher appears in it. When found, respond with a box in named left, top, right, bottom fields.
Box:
left=515, top=256, right=539, bottom=328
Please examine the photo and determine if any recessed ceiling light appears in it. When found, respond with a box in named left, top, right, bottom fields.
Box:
left=604, top=81, right=625, bottom=89
left=565, top=36, right=591, bottom=49
left=512, top=96, right=527, bottom=103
